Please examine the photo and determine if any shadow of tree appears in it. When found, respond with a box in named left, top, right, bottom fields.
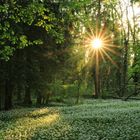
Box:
left=0, top=108, right=60, bottom=140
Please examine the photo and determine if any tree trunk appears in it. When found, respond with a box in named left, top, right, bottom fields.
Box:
left=0, top=81, right=4, bottom=110
left=94, top=51, right=100, bottom=98
left=133, top=72, right=138, bottom=95
left=4, top=60, right=13, bottom=110
left=36, top=90, right=42, bottom=105
left=93, top=68, right=100, bottom=98
left=23, top=48, right=32, bottom=105
left=121, top=6, right=130, bottom=97
left=4, top=79, right=12, bottom=110
left=16, top=83, right=22, bottom=101
left=24, top=85, right=32, bottom=105
left=121, top=40, right=128, bottom=96
left=116, top=69, right=122, bottom=97
left=0, top=84, right=5, bottom=110
left=76, top=77, right=81, bottom=104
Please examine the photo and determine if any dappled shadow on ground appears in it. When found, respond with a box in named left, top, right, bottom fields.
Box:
left=0, top=108, right=60, bottom=140
left=0, top=100, right=140, bottom=140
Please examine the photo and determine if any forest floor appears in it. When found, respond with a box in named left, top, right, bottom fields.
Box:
left=0, top=99, right=140, bottom=140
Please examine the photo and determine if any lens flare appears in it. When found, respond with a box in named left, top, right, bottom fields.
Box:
left=84, top=26, right=119, bottom=68
left=91, top=38, right=103, bottom=49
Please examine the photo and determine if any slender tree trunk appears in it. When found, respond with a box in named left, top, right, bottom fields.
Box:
left=76, top=76, right=81, bottom=104
left=17, top=91, right=21, bottom=101
left=0, top=87, right=5, bottom=110
left=94, top=51, right=100, bottom=98
left=133, top=71, right=138, bottom=95
left=93, top=68, right=100, bottom=98
left=24, top=85, right=32, bottom=105
left=45, top=93, right=50, bottom=104
left=4, top=60, right=13, bottom=110
left=16, top=83, right=22, bottom=101
left=93, top=69, right=96, bottom=98
left=0, top=84, right=3, bottom=110
left=116, top=70, right=121, bottom=97
left=121, top=6, right=130, bottom=97
left=0, top=93, right=1, bottom=110
left=131, top=1, right=138, bottom=96
left=121, top=40, right=128, bottom=96
left=76, top=85, right=80, bottom=104
left=23, top=48, right=32, bottom=105
left=4, top=78, right=12, bottom=110
left=94, top=0, right=101, bottom=98
left=36, top=90, right=42, bottom=105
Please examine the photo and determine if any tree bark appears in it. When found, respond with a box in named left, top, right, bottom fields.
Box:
left=24, top=85, right=32, bottom=105
left=93, top=68, right=100, bottom=98
left=76, top=76, right=81, bottom=104
left=4, top=79, right=13, bottom=110
left=36, top=89, right=42, bottom=105
left=121, top=6, right=130, bottom=97
left=121, top=40, right=128, bottom=96
left=16, top=83, right=22, bottom=101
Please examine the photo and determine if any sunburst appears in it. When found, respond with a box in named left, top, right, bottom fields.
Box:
left=91, top=38, right=103, bottom=49
left=83, top=26, right=120, bottom=97
left=84, top=26, right=119, bottom=68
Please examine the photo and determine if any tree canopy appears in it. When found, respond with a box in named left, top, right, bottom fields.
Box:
left=0, top=0, right=140, bottom=110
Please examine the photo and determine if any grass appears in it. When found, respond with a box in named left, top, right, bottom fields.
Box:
left=0, top=99, right=140, bottom=140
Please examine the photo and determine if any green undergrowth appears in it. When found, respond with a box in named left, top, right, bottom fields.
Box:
left=0, top=100, right=140, bottom=140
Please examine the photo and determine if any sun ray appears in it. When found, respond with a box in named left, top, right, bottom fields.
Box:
left=103, top=43, right=118, bottom=48
left=101, top=35, right=111, bottom=41
left=99, top=49, right=106, bottom=62
left=101, top=49, right=119, bottom=68
left=83, top=25, right=120, bottom=70
left=98, top=28, right=106, bottom=39
left=103, top=46, right=120, bottom=56
left=82, top=25, right=121, bottom=97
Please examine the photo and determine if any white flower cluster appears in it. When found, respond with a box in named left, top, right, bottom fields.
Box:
left=0, top=100, right=140, bottom=140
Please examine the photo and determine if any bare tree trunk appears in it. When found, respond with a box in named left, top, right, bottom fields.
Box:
left=36, top=90, right=42, bottom=105
left=76, top=75, right=81, bottom=104
left=121, top=6, right=130, bottom=97
left=23, top=48, right=32, bottom=105
left=24, top=85, right=32, bottom=105
left=4, top=60, right=14, bottom=110
left=93, top=71, right=98, bottom=98
left=16, top=83, right=22, bottom=101
left=94, top=51, right=100, bottom=98
left=4, top=78, right=13, bottom=110
left=121, top=40, right=128, bottom=96
left=0, top=83, right=5, bottom=110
